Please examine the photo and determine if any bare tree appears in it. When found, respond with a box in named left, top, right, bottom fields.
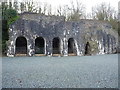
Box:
left=9, top=2, right=12, bottom=9
left=42, top=2, right=48, bottom=15
left=92, top=2, right=116, bottom=21
left=56, top=5, right=69, bottom=17
left=57, top=5, right=62, bottom=16
left=56, top=0, right=85, bottom=21
left=13, top=1, right=18, bottom=11
left=47, top=4, right=52, bottom=15
left=92, top=2, right=118, bottom=31
left=24, top=0, right=38, bottom=13
left=38, top=6, right=42, bottom=14
left=20, top=2, right=25, bottom=13
left=67, top=0, right=85, bottom=21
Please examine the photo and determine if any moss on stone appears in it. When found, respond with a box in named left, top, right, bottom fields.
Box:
left=87, top=41, right=99, bottom=55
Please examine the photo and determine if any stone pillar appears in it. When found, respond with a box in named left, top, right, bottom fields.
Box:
left=79, top=43, right=85, bottom=56
left=108, top=36, right=112, bottom=54
left=104, top=42, right=108, bottom=54
left=97, top=31, right=105, bottom=55
left=27, top=39, right=35, bottom=56
left=98, top=39, right=105, bottom=55
left=104, top=34, right=108, bottom=54
left=44, top=39, right=47, bottom=55
left=62, top=37, right=68, bottom=56
left=46, top=40, right=52, bottom=56
left=60, top=39, right=64, bottom=56
left=7, top=40, right=15, bottom=57
left=110, top=38, right=114, bottom=54
left=112, top=37, right=116, bottom=54
left=113, top=37, right=117, bottom=53
left=74, top=40, right=80, bottom=56
left=111, top=36, right=117, bottom=53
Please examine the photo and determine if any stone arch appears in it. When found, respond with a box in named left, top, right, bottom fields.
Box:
left=107, top=34, right=112, bottom=53
left=84, top=42, right=90, bottom=55
left=35, top=37, right=45, bottom=55
left=112, top=37, right=117, bottom=53
left=52, top=37, right=61, bottom=54
left=68, top=38, right=76, bottom=55
left=84, top=41, right=99, bottom=55
left=15, top=36, right=27, bottom=55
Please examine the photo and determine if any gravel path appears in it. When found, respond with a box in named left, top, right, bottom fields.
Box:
left=2, top=54, right=118, bottom=88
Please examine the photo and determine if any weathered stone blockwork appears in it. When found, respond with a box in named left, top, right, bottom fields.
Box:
left=7, top=13, right=118, bottom=57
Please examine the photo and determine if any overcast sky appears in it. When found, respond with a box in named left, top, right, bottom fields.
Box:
left=12, top=0, right=119, bottom=14
left=24, top=0, right=119, bottom=13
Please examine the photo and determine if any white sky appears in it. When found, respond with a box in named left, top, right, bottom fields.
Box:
left=31, top=0, right=119, bottom=12
left=16, top=0, right=119, bottom=14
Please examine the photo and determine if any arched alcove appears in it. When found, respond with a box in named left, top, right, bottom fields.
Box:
left=15, top=36, right=27, bottom=54
left=35, top=37, right=45, bottom=54
left=68, top=38, right=76, bottom=55
left=85, top=42, right=90, bottom=55
left=52, top=37, right=60, bottom=54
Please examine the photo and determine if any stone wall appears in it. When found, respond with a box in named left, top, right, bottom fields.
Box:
left=7, top=13, right=118, bottom=57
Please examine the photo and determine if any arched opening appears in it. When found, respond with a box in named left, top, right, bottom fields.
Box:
left=52, top=37, right=60, bottom=55
left=35, top=37, right=45, bottom=55
left=68, top=38, right=76, bottom=56
left=85, top=42, right=90, bottom=55
left=15, top=36, right=27, bottom=55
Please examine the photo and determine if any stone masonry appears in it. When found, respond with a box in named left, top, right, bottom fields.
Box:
left=7, top=12, right=118, bottom=57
